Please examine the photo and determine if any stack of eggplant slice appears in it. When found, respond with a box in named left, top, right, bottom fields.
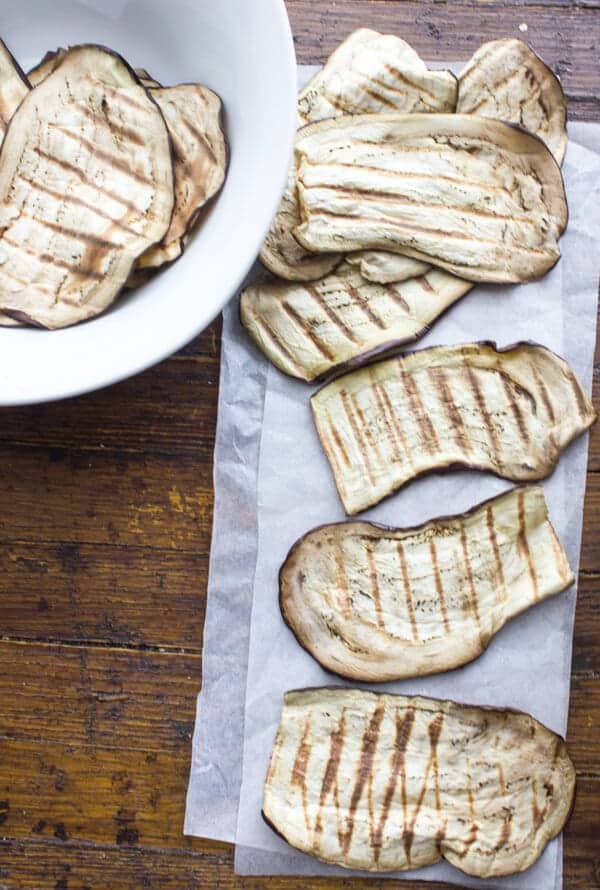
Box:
left=0, top=40, right=227, bottom=329
left=250, top=31, right=595, bottom=879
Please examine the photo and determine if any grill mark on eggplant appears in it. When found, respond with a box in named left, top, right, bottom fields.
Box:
left=352, top=391, right=385, bottom=466
left=372, top=707, right=416, bottom=863
left=486, top=505, right=507, bottom=592
left=371, top=380, right=404, bottom=463
left=18, top=175, right=140, bottom=237
left=75, top=102, right=147, bottom=146
left=314, top=709, right=346, bottom=850
left=427, top=366, right=472, bottom=455
left=396, top=541, right=419, bottom=642
left=400, top=371, right=440, bottom=454
left=345, top=282, right=386, bottom=329
left=179, top=115, right=219, bottom=165
left=339, top=701, right=385, bottom=855
left=517, top=490, right=539, bottom=601
left=420, top=276, right=437, bottom=295
left=378, top=379, right=415, bottom=468
left=340, top=390, right=375, bottom=485
left=404, top=712, right=445, bottom=862
left=459, top=522, right=482, bottom=628
left=311, top=181, right=537, bottom=226
left=464, top=366, right=502, bottom=461
left=365, top=541, right=385, bottom=629
left=529, top=362, right=555, bottom=423
left=304, top=206, right=537, bottom=255
left=2, top=235, right=105, bottom=281
left=362, top=84, right=399, bottom=110
left=549, top=525, right=572, bottom=585
left=383, top=62, right=448, bottom=102
left=31, top=147, right=142, bottom=214
left=280, top=300, right=335, bottom=361
left=22, top=213, right=122, bottom=250
left=291, top=719, right=313, bottom=832
left=466, top=68, right=528, bottom=115
left=328, top=417, right=351, bottom=467
left=499, top=372, right=530, bottom=444
left=253, top=315, right=306, bottom=376
left=311, top=160, right=509, bottom=195
left=429, top=538, right=450, bottom=634
left=306, top=285, right=359, bottom=344
left=335, top=549, right=353, bottom=618
left=101, top=83, right=152, bottom=115
left=388, top=283, right=411, bottom=313
left=51, top=124, right=155, bottom=187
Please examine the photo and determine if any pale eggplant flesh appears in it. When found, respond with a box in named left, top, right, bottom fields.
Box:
left=457, top=38, right=568, bottom=165
left=311, top=342, right=596, bottom=515
left=345, top=251, right=431, bottom=284
left=294, top=114, right=568, bottom=285
left=0, top=39, right=29, bottom=327
left=298, top=28, right=457, bottom=125
left=263, top=688, right=575, bottom=876
left=262, top=29, right=457, bottom=284
left=279, top=486, right=573, bottom=680
left=241, top=262, right=472, bottom=382
left=27, top=48, right=67, bottom=87
left=0, top=45, right=174, bottom=329
left=135, top=83, right=227, bottom=272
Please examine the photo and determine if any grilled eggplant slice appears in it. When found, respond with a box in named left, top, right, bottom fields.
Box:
left=0, top=45, right=174, bottom=329
left=345, top=251, right=431, bottom=285
left=262, top=29, right=458, bottom=284
left=136, top=83, right=227, bottom=272
left=280, top=486, right=573, bottom=680
left=298, top=28, right=457, bottom=125
left=294, top=113, right=567, bottom=284
left=311, top=342, right=595, bottom=515
left=457, top=39, right=567, bottom=165
left=264, top=688, right=575, bottom=876
left=241, top=263, right=472, bottom=382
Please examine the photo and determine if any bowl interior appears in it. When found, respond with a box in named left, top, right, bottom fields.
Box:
left=0, top=0, right=296, bottom=405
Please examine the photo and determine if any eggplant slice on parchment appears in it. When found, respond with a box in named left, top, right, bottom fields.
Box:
left=241, top=263, right=472, bottom=382
left=280, top=486, right=573, bottom=681
left=260, top=28, right=457, bottom=283
left=311, top=342, right=596, bottom=515
left=263, top=688, right=575, bottom=877
left=0, top=45, right=174, bottom=329
left=457, top=38, right=568, bottom=165
left=294, top=113, right=567, bottom=284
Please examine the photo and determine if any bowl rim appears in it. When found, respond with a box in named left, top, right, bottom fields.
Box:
left=0, top=0, right=298, bottom=406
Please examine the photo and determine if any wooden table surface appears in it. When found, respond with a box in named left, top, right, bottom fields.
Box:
left=1, top=2, right=599, bottom=888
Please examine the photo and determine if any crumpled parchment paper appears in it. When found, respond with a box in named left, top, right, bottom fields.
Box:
left=186, top=66, right=600, bottom=890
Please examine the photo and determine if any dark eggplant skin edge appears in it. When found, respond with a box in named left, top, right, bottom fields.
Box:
left=0, top=44, right=177, bottom=328
left=311, top=339, right=596, bottom=515
left=261, top=685, right=576, bottom=876
left=278, top=484, right=574, bottom=683
left=239, top=279, right=474, bottom=385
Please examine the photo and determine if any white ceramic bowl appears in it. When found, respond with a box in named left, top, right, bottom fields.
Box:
left=0, top=0, right=296, bottom=405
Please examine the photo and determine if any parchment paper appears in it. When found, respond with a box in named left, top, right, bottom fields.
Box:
left=186, top=67, right=600, bottom=890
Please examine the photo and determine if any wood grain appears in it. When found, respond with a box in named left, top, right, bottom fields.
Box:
left=0, top=2, right=599, bottom=888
